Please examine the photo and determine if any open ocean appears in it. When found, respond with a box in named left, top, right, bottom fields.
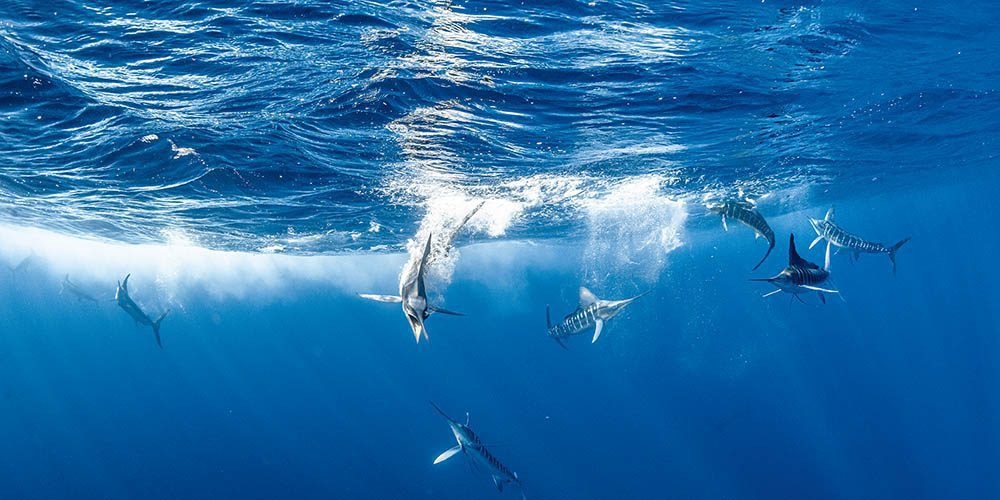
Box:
left=0, top=0, right=997, bottom=498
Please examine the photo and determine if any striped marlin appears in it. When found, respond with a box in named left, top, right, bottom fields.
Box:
left=707, top=199, right=775, bottom=270
left=115, top=274, right=169, bottom=348
left=752, top=234, right=839, bottom=303
left=358, top=203, right=481, bottom=343
left=546, top=287, right=645, bottom=349
left=430, top=402, right=526, bottom=500
left=358, top=235, right=462, bottom=343
left=808, top=207, right=911, bottom=274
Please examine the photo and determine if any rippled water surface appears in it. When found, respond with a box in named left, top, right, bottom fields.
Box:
left=1, top=0, right=996, bottom=251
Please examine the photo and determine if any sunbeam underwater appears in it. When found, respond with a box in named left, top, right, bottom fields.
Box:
left=0, top=0, right=998, bottom=499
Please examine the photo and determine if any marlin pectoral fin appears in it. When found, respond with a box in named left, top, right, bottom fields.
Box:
left=493, top=476, right=504, bottom=493
left=433, top=445, right=462, bottom=464
left=824, top=241, right=832, bottom=271
left=761, top=289, right=782, bottom=298
left=358, top=294, right=402, bottom=303
left=721, top=214, right=728, bottom=231
left=428, top=304, right=464, bottom=316
left=818, top=292, right=826, bottom=304
left=591, top=319, right=604, bottom=343
left=809, top=235, right=823, bottom=250
left=554, top=337, right=569, bottom=350
left=800, top=285, right=838, bottom=294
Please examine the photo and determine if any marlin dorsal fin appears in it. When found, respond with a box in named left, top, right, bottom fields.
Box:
left=416, top=234, right=433, bottom=298
left=824, top=207, right=835, bottom=221
left=579, top=287, right=599, bottom=307
left=787, top=234, right=812, bottom=268
left=788, top=234, right=801, bottom=266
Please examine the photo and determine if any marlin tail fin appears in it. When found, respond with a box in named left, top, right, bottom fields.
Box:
left=546, top=306, right=568, bottom=349
left=751, top=240, right=775, bottom=271
left=152, top=311, right=168, bottom=349
left=888, top=237, right=911, bottom=275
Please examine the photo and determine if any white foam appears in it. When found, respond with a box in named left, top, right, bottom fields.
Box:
left=578, top=175, right=688, bottom=286
left=381, top=170, right=691, bottom=306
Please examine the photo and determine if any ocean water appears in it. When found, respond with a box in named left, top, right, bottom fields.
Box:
left=0, top=0, right=998, bottom=499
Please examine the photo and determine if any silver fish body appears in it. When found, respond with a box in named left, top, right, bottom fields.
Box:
left=708, top=200, right=775, bottom=270
left=431, top=402, right=525, bottom=499
left=808, top=207, right=910, bottom=274
left=546, top=287, right=644, bottom=347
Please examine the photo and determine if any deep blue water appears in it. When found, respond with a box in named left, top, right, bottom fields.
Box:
left=0, top=0, right=998, bottom=499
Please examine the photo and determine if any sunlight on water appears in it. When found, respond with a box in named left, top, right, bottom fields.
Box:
left=0, top=224, right=402, bottom=304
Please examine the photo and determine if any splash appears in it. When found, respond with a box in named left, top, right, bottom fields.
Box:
left=386, top=170, right=694, bottom=302
left=579, top=175, right=687, bottom=286
left=401, top=194, right=487, bottom=303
